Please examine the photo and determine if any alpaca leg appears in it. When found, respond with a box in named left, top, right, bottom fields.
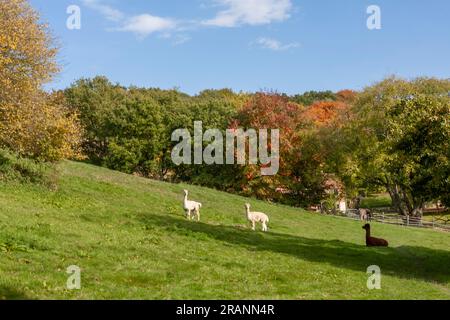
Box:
left=196, top=208, right=200, bottom=222
left=262, top=222, right=267, bottom=232
left=252, top=221, right=255, bottom=231
left=187, top=209, right=191, bottom=220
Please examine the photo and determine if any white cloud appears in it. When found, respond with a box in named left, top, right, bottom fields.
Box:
left=118, top=14, right=177, bottom=37
left=172, top=34, right=192, bottom=45
left=82, top=0, right=124, bottom=22
left=82, top=0, right=296, bottom=44
left=82, top=1, right=177, bottom=38
left=203, top=0, right=292, bottom=27
left=254, top=37, right=299, bottom=51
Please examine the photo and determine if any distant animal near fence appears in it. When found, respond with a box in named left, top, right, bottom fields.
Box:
left=336, top=208, right=450, bottom=232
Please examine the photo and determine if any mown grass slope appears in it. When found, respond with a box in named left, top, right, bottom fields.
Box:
left=0, top=161, right=449, bottom=299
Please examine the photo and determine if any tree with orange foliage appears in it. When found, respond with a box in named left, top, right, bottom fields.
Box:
left=301, top=101, right=349, bottom=127
left=336, top=90, right=357, bottom=103
left=297, top=90, right=358, bottom=205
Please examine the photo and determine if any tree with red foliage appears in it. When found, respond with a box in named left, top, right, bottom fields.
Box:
left=229, top=93, right=303, bottom=200
left=230, top=93, right=326, bottom=205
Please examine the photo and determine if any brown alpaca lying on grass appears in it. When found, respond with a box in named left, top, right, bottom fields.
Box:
left=362, top=224, right=388, bottom=247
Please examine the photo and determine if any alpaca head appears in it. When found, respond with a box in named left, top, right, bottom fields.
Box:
left=245, top=203, right=250, bottom=211
left=183, top=189, right=188, bottom=196
left=362, top=223, right=371, bottom=231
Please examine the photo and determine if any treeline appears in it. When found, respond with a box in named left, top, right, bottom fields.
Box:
left=62, top=76, right=450, bottom=214
left=2, top=0, right=449, bottom=215
left=63, top=76, right=352, bottom=207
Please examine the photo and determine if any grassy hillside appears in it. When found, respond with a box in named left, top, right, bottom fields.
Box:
left=361, top=194, right=392, bottom=208
left=0, top=161, right=449, bottom=300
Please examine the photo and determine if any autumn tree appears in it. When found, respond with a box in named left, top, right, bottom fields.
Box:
left=0, top=0, right=81, bottom=161
left=336, top=90, right=357, bottom=104
left=230, top=93, right=312, bottom=202
left=301, top=101, right=350, bottom=127
left=288, top=90, right=356, bottom=208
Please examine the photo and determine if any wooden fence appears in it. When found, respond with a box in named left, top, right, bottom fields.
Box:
left=337, top=209, right=450, bottom=232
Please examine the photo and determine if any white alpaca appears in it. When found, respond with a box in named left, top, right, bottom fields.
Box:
left=183, top=189, right=202, bottom=221
left=245, top=203, right=269, bottom=232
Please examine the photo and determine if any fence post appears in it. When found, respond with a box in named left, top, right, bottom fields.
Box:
left=432, top=216, right=435, bottom=229
left=407, top=215, right=410, bottom=226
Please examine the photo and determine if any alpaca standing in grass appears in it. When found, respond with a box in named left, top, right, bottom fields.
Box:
left=245, top=203, right=269, bottom=232
left=183, top=189, right=202, bottom=221
left=362, top=224, right=388, bottom=247
left=359, top=208, right=371, bottom=222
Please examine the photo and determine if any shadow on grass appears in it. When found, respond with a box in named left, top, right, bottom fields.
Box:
left=141, top=214, right=450, bottom=285
left=0, top=286, right=30, bottom=300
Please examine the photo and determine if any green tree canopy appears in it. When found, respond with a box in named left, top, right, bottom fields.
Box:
left=336, top=77, right=450, bottom=215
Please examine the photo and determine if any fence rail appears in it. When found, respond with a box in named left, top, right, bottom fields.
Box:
left=331, top=209, right=450, bottom=232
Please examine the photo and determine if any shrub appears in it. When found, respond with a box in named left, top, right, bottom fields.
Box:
left=0, top=148, right=49, bottom=184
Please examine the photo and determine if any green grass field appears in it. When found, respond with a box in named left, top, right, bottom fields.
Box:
left=0, top=161, right=449, bottom=299
left=361, top=194, right=392, bottom=208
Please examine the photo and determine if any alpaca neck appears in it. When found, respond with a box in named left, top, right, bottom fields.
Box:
left=365, top=229, right=371, bottom=238
left=245, top=208, right=251, bottom=219
left=184, top=194, right=188, bottom=205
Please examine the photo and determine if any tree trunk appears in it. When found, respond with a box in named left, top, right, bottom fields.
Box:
left=387, top=184, right=409, bottom=215
left=386, top=183, right=424, bottom=216
left=411, top=198, right=424, bottom=217
left=411, top=206, right=423, bottom=217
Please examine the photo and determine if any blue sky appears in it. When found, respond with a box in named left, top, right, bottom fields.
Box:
left=30, top=0, right=450, bottom=95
